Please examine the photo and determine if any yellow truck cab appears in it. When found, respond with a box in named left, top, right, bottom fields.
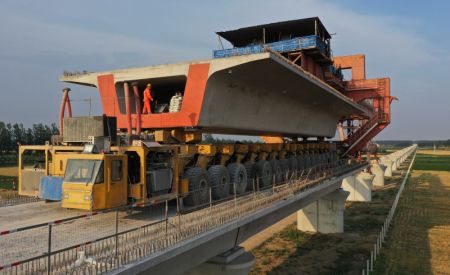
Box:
left=61, top=152, right=127, bottom=211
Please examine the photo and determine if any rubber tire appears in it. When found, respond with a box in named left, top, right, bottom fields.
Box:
left=184, top=167, right=210, bottom=206
left=311, top=153, right=320, bottom=166
left=228, top=163, right=247, bottom=194
left=281, top=159, right=290, bottom=182
left=321, top=153, right=327, bottom=164
left=244, top=162, right=256, bottom=190
left=256, top=160, right=272, bottom=188
left=297, top=155, right=305, bottom=170
left=208, top=165, right=230, bottom=200
left=304, top=154, right=312, bottom=169
left=271, top=160, right=283, bottom=183
left=289, top=157, right=298, bottom=178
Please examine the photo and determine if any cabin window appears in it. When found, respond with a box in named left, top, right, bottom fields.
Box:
left=64, top=159, right=103, bottom=184
left=111, top=160, right=123, bottom=182
left=95, top=162, right=104, bottom=184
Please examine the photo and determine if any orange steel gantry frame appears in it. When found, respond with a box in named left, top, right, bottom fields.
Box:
left=333, top=54, right=396, bottom=155
left=262, top=54, right=395, bottom=152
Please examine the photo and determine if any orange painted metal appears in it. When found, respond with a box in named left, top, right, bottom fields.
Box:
left=345, top=78, right=393, bottom=120
left=93, top=53, right=390, bottom=155
left=333, top=54, right=366, bottom=80
left=131, top=83, right=142, bottom=135
left=96, top=63, right=210, bottom=131
left=123, top=82, right=132, bottom=135
left=334, top=54, right=395, bottom=155
left=261, top=136, right=284, bottom=143
left=97, top=74, right=119, bottom=115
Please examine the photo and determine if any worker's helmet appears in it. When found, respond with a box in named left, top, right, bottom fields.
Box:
left=147, top=83, right=152, bottom=88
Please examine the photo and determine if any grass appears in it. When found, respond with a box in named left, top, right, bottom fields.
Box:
left=373, top=171, right=450, bottom=274
left=0, top=167, right=18, bottom=190
left=249, top=170, right=405, bottom=274
left=413, top=154, right=450, bottom=171
left=417, top=149, right=450, bottom=156
left=0, top=175, right=17, bottom=190
left=372, top=152, right=450, bottom=274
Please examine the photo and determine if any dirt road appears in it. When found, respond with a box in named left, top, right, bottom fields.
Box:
left=0, top=166, right=17, bottom=177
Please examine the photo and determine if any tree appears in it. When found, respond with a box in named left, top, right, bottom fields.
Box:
left=0, top=122, right=14, bottom=154
left=0, top=121, right=58, bottom=153
left=24, top=128, right=34, bottom=145
left=32, top=123, right=53, bottom=145
left=0, top=122, right=7, bottom=155
left=12, top=123, right=26, bottom=146
left=203, top=133, right=215, bottom=144
left=50, top=123, right=59, bottom=135
left=5, top=123, right=14, bottom=152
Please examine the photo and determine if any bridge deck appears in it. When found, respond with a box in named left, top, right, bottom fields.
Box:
left=0, top=163, right=367, bottom=273
left=112, top=164, right=367, bottom=275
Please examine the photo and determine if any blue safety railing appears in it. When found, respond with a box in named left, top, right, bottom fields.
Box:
left=328, top=65, right=344, bottom=80
left=213, top=35, right=327, bottom=58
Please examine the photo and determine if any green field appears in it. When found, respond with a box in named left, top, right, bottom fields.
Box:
left=413, top=154, right=450, bottom=171
left=0, top=175, right=16, bottom=190
left=250, top=174, right=404, bottom=274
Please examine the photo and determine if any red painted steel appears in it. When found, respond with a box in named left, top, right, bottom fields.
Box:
left=123, top=82, right=132, bottom=135
left=334, top=55, right=395, bottom=155
left=96, top=63, right=210, bottom=130
left=59, top=88, right=72, bottom=135
left=132, top=83, right=142, bottom=135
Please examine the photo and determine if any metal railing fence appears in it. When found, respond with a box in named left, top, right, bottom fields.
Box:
left=0, top=160, right=365, bottom=274
left=361, top=149, right=416, bottom=275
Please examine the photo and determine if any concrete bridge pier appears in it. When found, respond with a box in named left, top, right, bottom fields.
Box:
left=371, top=163, right=387, bottom=187
left=391, top=157, right=398, bottom=171
left=186, top=246, right=255, bottom=275
left=341, top=171, right=375, bottom=202
left=381, top=158, right=393, bottom=177
left=297, top=189, right=350, bottom=233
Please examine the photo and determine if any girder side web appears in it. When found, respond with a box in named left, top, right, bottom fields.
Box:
left=198, top=58, right=361, bottom=138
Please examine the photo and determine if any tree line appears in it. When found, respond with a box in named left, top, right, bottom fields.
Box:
left=376, top=140, right=450, bottom=148
left=0, top=122, right=59, bottom=155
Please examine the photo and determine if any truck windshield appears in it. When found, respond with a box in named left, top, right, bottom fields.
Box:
left=64, top=159, right=103, bottom=184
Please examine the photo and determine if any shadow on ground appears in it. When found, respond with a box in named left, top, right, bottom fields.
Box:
left=250, top=165, right=407, bottom=275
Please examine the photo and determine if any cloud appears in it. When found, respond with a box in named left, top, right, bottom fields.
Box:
left=0, top=11, right=195, bottom=70
left=0, top=0, right=447, bottom=139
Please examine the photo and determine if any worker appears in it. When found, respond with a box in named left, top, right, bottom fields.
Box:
left=142, top=83, right=153, bottom=114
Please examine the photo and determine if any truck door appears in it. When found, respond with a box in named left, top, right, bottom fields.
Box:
left=105, top=155, right=128, bottom=208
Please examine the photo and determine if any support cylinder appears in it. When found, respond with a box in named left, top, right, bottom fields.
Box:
left=124, top=82, right=132, bottom=135
left=132, top=82, right=142, bottom=135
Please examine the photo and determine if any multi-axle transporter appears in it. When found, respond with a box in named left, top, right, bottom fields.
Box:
left=18, top=17, right=394, bottom=211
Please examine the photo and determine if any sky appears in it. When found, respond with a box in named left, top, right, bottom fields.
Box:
left=0, top=0, right=449, bottom=140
